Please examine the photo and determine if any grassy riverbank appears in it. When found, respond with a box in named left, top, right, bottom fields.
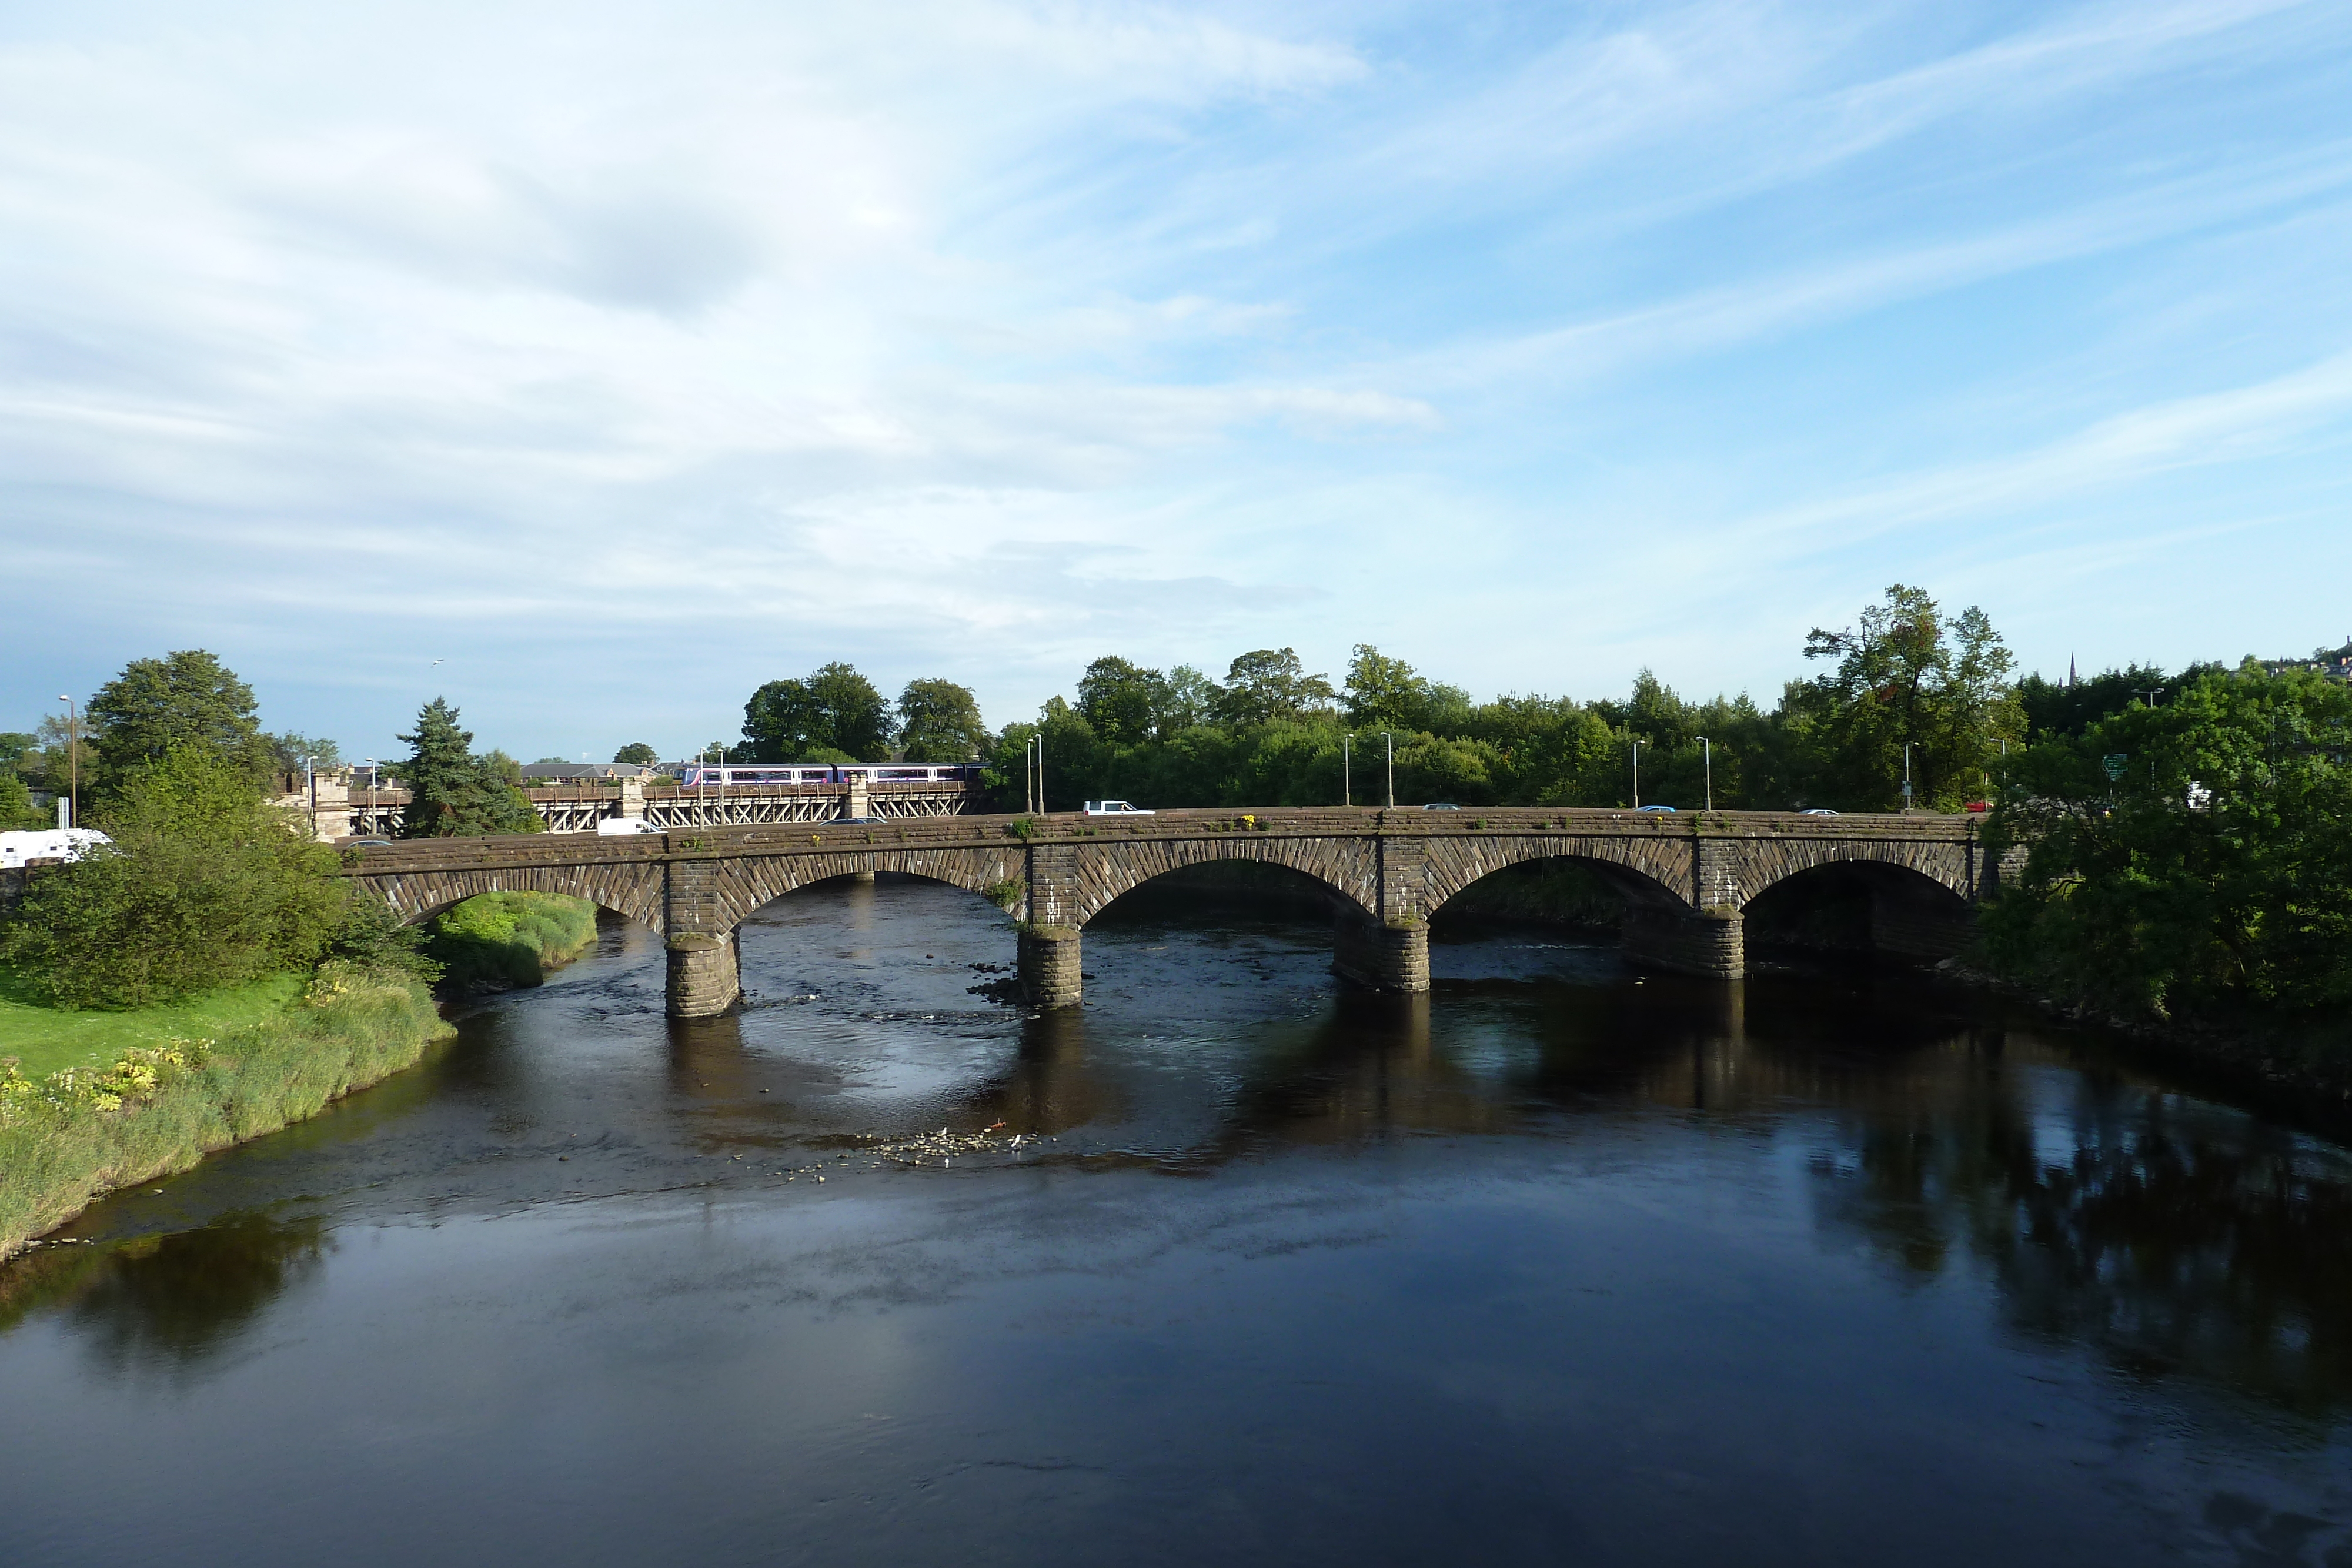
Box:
left=429, top=892, right=600, bottom=989
left=0, top=963, right=452, bottom=1259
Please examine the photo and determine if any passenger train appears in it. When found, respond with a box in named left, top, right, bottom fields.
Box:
left=674, top=763, right=984, bottom=788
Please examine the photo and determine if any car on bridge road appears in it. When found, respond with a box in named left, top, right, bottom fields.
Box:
left=1633, top=804, right=1676, bottom=814
left=1799, top=808, right=1839, bottom=817
left=1083, top=800, right=1154, bottom=816
left=1422, top=802, right=1460, bottom=810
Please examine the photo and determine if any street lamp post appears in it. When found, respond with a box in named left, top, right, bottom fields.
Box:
left=1380, top=731, right=1394, bottom=809
left=55, top=695, right=77, bottom=830
left=365, top=758, right=377, bottom=837
left=1902, top=743, right=1914, bottom=813
left=1698, top=737, right=1712, bottom=812
left=1342, top=734, right=1351, bottom=807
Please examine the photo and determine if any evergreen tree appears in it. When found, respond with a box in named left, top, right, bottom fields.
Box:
left=395, top=698, right=541, bottom=837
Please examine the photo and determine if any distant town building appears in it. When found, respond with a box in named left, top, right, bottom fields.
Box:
left=2262, top=641, right=2352, bottom=682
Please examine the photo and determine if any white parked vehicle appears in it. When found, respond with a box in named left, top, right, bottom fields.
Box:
left=1082, top=800, right=1154, bottom=816
left=596, top=816, right=663, bottom=835
left=0, top=827, right=112, bottom=868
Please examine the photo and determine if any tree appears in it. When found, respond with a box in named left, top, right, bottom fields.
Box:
left=1344, top=645, right=1429, bottom=728
left=897, top=679, right=990, bottom=761
left=1075, top=657, right=1164, bottom=745
left=86, top=650, right=273, bottom=796
left=1157, top=665, right=1216, bottom=735
left=1786, top=586, right=2022, bottom=811
left=613, top=742, right=660, bottom=765
left=0, top=771, right=46, bottom=830
left=0, top=732, right=32, bottom=774
left=1986, top=665, right=2352, bottom=1024
left=1211, top=649, right=1336, bottom=727
left=742, top=663, right=894, bottom=760
left=266, top=731, right=342, bottom=777
left=395, top=699, right=542, bottom=838
left=0, top=747, right=348, bottom=1008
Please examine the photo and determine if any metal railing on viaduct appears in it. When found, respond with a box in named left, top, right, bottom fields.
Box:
left=331, top=780, right=978, bottom=837
left=340, top=806, right=2020, bottom=1018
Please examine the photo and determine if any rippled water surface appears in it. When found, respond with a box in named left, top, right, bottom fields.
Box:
left=5, top=876, right=2351, bottom=1567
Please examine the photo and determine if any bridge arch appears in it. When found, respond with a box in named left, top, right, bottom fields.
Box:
left=353, top=863, right=667, bottom=934
left=1729, top=836, right=1977, bottom=907
left=1061, top=835, right=1379, bottom=927
left=711, top=847, right=1023, bottom=932
left=1419, top=834, right=1696, bottom=920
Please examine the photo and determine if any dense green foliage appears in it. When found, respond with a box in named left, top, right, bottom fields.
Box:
left=427, top=892, right=599, bottom=989
left=395, top=699, right=542, bottom=837
left=743, top=662, right=895, bottom=760
left=896, top=678, right=991, bottom=761
left=1, top=748, right=349, bottom=1009
left=0, top=771, right=45, bottom=830
left=85, top=650, right=273, bottom=798
left=1, top=962, right=451, bottom=1258
left=612, top=742, right=660, bottom=765
left=1984, top=665, right=2352, bottom=1028
left=977, top=587, right=2029, bottom=814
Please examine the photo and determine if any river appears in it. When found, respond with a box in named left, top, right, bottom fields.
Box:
left=4, top=874, right=2349, bottom=1567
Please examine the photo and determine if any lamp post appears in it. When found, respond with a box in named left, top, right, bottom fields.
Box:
left=1380, top=731, right=1394, bottom=809
left=1631, top=738, right=1640, bottom=809
left=304, top=754, right=316, bottom=840
left=1698, top=736, right=1712, bottom=811
left=1342, top=733, right=1351, bottom=807
left=55, top=694, right=76, bottom=830
left=1902, top=743, right=1914, bottom=813
left=365, top=758, right=377, bottom=837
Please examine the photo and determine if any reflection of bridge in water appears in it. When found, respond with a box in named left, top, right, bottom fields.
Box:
left=344, top=806, right=2022, bottom=1017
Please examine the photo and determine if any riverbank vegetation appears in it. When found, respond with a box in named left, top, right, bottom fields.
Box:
left=0, top=962, right=449, bottom=1258
left=1983, top=663, right=2352, bottom=1088
left=427, top=892, right=600, bottom=989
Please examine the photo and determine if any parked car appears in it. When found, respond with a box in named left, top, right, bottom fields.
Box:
left=1633, top=804, right=1676, bottom=814
left=1083, top=800, right=1154, bottom=816
left=1422, top=802, right=1461, bottom=811
left=1799, top=808, right=1839, bottom=817
left=596, top=817, right=662, bottom=835
left=1963, top=801, right=1991, bottom=813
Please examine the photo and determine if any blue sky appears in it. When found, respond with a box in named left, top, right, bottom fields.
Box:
left=5, top=0, right=2349, bottom=761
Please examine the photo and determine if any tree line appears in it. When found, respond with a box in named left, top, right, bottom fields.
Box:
left=844, top=585, right=2026, bottom=815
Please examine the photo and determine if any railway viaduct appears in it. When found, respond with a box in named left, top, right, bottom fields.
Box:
left=340, top=807, right=2020, bottom=1017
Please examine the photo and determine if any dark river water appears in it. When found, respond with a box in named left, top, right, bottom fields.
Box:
left=5, top=876, right=2351, bottom=1567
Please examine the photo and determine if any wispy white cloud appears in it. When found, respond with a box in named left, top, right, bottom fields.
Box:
left=1, top=0, right=2347, bottom=751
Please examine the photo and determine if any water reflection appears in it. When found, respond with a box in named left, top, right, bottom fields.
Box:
left=2, top=1213, right=329, bottom=1376
left=2, top=880, right=2348, bottom=1558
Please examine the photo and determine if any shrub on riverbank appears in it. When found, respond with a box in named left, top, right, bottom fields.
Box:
left=0, top=962, right=451, bottom=1259
left=427, top=892, right=600, bottom=990
left=0, top=747, right=346, bottom=1008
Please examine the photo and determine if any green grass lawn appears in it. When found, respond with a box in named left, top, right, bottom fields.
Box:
left=0, top=968, right=306, bottom=1081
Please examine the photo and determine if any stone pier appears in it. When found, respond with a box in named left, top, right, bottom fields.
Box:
left=1019, top=925, right=1083, bottom=1008
left=1621, top=906, right=1745, bottom=979
left=1332, top=910, right=1431, bottom=992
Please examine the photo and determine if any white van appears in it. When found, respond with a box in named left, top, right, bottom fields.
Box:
left=0, top=827, right=112, bottom=869
left=1081, top=800, right=1154, bottom=816
left=596, top=816, right=663, bottom=836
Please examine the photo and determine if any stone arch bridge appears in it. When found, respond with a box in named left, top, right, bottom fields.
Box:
left=340, top=807, right=2019, bottom=1016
